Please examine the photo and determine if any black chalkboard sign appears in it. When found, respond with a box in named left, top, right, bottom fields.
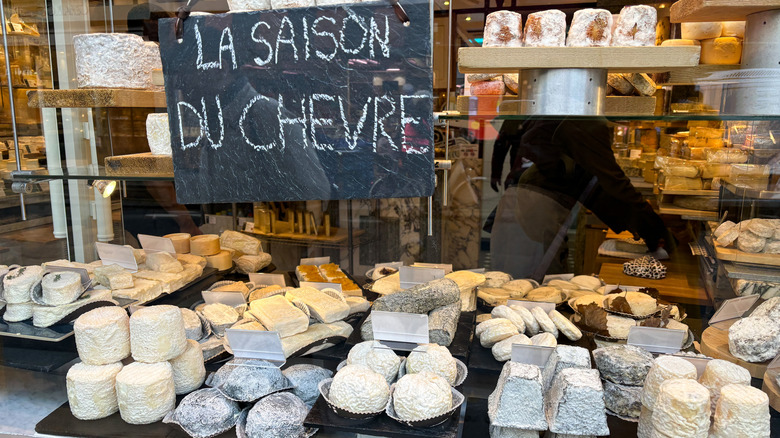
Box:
left=158, top=0, right=434, bottom=203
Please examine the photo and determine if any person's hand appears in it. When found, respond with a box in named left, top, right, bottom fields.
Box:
left=490, top=177, right=501, bottom=192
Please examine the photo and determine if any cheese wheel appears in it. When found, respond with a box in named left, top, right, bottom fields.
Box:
left=116, top=362, right=176, bottom=424
left=169, top=339, right=206, bottom=394
left=660, top=39, right=701, bottom=47
left=189, top=234, right=220, bottom=256
left=41, top=271, right=83, bottom=305
left=164, top=233, right=191, bottom=254
left=66, top=362, right=123, bottom=420
left=701, top=37, right=742, bottom=65
left=720, top=21, right=745, bottom=38
left=205, top=250, right=232, bottom=271
left=650, top=379, right=710, bottom=438
left=642, top=355, right=697, bottom=410
left=129, top=305, right=187, bottom=363
left=711, top=383, right=770, bottom=438
left=698, top=359, right=751, bottom=414
left=74, top=307, right=131, bottom=365
left=681, top=22, right=722, bottom=40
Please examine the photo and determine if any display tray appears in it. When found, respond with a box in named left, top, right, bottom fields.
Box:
left=344, top=311, right=475, bottom=362
left=711, top=241, right=780, bottom=267
left=27, top=88, right=166, bottom=109
left=0, top=300, right=114, bottom=342
left=304, top=391, right=466, bottom=438
left=104, top=153, right=173, bottom=177
left=0, top=345, right=78, bottom=372
left=670, top=0, right=780, bottom=22
left=701, top=319, right=769, bottom=379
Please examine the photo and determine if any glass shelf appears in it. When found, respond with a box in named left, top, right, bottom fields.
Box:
left=10, top=166, right=174, bottom=182
left=436, top=112, right=780, bottom=122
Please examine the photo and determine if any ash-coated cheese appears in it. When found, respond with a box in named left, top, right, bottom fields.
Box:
left=249, top=295, right=309, bottom=338
left=531, top=307, right=558, bottom=337
left=189, top=234, right=220, bottom=256
left=728, top=316, right=780, bottom=362
left=181, top=308, right=203, bottom=340
left=66, top=362, right=123, bottom=420
left=492, top=305, right=526, bottom=333
left=220, top=230, right=262, bottom=255
left=509, top=304, right=540, bottom=335
left=531, top=332, right=557, bottom=347
left=164, top=388, right=240, bottom=438
left=347, top=340, right=401, bottom=384
left=41, top=271, right=83, bottom=305
left=286, top=287, right=349, bottom=323
left=541, top=345, right=590, bottom=390
left=567, top=9, right=613, bottom=47
left=201, top=303, right=240, bottom=336
left=650, top=379, right=710, bottom=438
left=637, top=405, right=653, bottom=438
left=710, top=383, right=770, bottom=438
left=372, top=278, right=460, bottom=314
left=3, top=265, right=44, bottom=303
left=146, top=113, right=172, bottom=155
left=603, top=380, right=642, bottom=419
left=283, top=364, right=333, bottom=406
left=483, top=11, right=523, bottom=47
left=593, top=344, right=653, bottom=386
left=145, top=252, right=183, bottom=273
left=271, top=0, right=314, bottom=9
left=548, top=310, right=582, bottom=341
left=524, top=9, right=566, bottom=47
left=406, top=343, right=458, bottom=386
left=428, top=301, right=461, bottom=346
left=492, top=334, right=531, bottom=362
left=751, top=296, right=780, bottom=318
left=208, top=358, right=289, bottom=402
left=681, top=22, right=722, bottom=40
left=73, top=33, right=161, bottom=89
left=641, top=355, right=697, bottom=410
left=169, top=339, right=206, bottom=394
left=130, top=305, right=187, bottom=362
left=74, top=306, right=130, bottom=365
left=393, top=372, right=452, bottom=421
left=329, top=364, right=390, bottom=413
left=95, top=264, right=133, bottom=290
left=244, top=392, right=308, bottom=438
left=612, top=5, right=656, bottom=47
left=116, top=362, right=176, bottom=424
left=546, top=368, right=609, bottom=436
left=489, top=426, right=539, bottom=438
left=488, top=362, right=546, bottom=430
left=699, top=359, right=751, bottom=414
left=479, top=318, right=519, bottom=348
left=111, top=278, right=162, bottom=303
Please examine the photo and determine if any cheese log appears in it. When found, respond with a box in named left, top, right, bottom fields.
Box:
left=169, top=339, right=206, bottom=394
left=612, top=5, right=657, bottom=47
left=280, top=321, right=353, bottom=357
left=249, top=295, right=309, bottom=338
left=66, top=362, right=123, bottom=420
left=190, top=235, right=220, bottom=256
left=116, top=362, right=176, bottom=424
left=710, top=383, right=770, bottom=438
left=372, top=278, right=460, bottom=314
left=488, top=361, right=546, bottom=430
left=607, top=74, right=634, bottom=95
left=720, top=21, right=745, bottom=38
left=146, top=113, right=172, bottom=155
left=74, top=306, right=130, bottom=365
left=681, top=22, right=722, bottom=40
left=523, top=9, right=566, bottom=47
left=661, top=39, right=701, bottom=47
left=701, top=37, right=742, bottom=64
left=145, top=252, right=184, bottom=274
left=480, top=319, right=518, bottom=348
left=427, top=301, right=461, bottom=347
left=220, top=230, right=262, bottom=255
left=285, top=287, right=349, bottom=323
left=165, top=233, right=191, bottom=253
left=206, top=250, right=232, bottom=270
left=491, top=305, right=526, bottom=332
left=130, top=305, right=187, bottom=362
left=546, top=368, right=609, bottom=435
left=471, top=80, right=505, bottom=95
left=112, top=278, right=163, bottom=303
left=642, top=355, right=697, bottom=410
left=650, top=379, right=710, bottom=438
left=3, top=265, right=44, bottom=303
left=95, top=264, right=133, bottom=290
left=41, top=271, right=83, bottom=305
left=491, top=334, right=531, bottom=362
left=567, top=9, right=613, bottom=47
left=176, top=253, right=206, bottom=268
left=483, top=11, right=523, bottom=47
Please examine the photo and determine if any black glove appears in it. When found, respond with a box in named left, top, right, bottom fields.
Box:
left=490, top=177, right=501, bottom=192
left=631, top=202, right=668, bottom=252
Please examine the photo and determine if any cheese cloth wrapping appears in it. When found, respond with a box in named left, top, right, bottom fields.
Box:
left=237, top=392, right=314, bottom=438
left=427, top=301, right=462, bottom=347
left=163, top=388, right=240, bottom=438
left=206, top=358, right=292, bottom=402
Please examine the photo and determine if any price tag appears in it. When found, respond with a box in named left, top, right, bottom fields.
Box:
left=543, top=273, right=574, bottom=283
left=244, top=222, right=255, bottom=232
left=202, top=290, right=246, bottom=307
left=138, top=234, right=176, bottom=254
left=510, top=344, right=554, bottom=368
left=676, top=356, right=712, bottom=378
left=44, top=266, right=92, bottom=291
left=95, top=242, right=138, bottom=271
left=225, top=329, right=285, bottom=365
left=372, top=310, right=429, bottom=349
left=300, top=256, right=330, bottom=266
left=627, top=326, right=685, bottom=354
left=300, top=281, right=343, bottom=293
left=709, top=295, right=760, bottom=326
left=507, top=300, right=555, bottom=313
left=249, top=273, right=286, bottom=287
left=467, top=268, right=486, bottom=273
left=128, top=305, right=145, bottom=315
left=399, top=266, right=445, bottom=290
left=411, top=262, right=453, bottom=274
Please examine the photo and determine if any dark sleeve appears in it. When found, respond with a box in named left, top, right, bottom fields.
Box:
left=491, top=120, right=522, bottom=180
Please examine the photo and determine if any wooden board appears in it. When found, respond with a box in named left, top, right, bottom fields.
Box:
left=455, top=95, right=656, bottom=116
left=701, top=319, right=769, bottom=379
left=658, top=203, right=719, bottom=221
left=247, top=227, right=365, bottom=244
left=599, top=262, right=710, bottom=306
left=27, top=88, right=166, bottom=108
left=660, top=189, right=719, bottom=197
left=104, top=153, right=173, bottom=177
left=713, top=242, right=780, bottom=267
left=670, top=0, right=780, bottom=22
left=663, top=64, right=737, bottom=85
left=458, top=46, right=701, bottom=74
left=762, top=370, right=780, bottom=412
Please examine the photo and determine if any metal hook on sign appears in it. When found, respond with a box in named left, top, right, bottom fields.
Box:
left=387, top=0, right=410, bottom=26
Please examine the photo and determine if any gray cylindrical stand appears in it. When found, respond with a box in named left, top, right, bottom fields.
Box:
left=518, top=68, right=608, bottom=116
left=729, top=9, right=780, bottom=115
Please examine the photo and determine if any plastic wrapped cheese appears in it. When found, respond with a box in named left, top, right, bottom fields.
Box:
left=169, top=339, right=206, bottom=394
left=650, top=379, right=710, bottom=438
left=129, top=305, right=187, bottom=362
left=74, top=306, right=131, bottom=365
left=116, top=362, right=176, bottom=424
left=66, top=362, right=123, bottom=420
left=710, top=383, right=770, bottom=438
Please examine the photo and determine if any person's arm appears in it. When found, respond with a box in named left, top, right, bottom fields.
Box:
left=491, top=120, right=521, bottom=191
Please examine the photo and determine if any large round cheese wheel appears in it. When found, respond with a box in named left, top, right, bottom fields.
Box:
left=66, top=362, right=123, bottom=420
left=406, top=344, right=458, bottom=385
left=169, top=339, right=206, bottom=394
left=129, top=305, right=187, bottom=363
left=116, top=362, right=176, bottom=424
left=393, top=372, right=452, bottom=421
left=329, top=364, right=389, bottom=413
left=74, top=306, right=131, bottom=365
left=189, top=234, right=220, bottom=256
left=164, top=233, right=191, bottom=254
left=205, top=250, right=232, bottom=270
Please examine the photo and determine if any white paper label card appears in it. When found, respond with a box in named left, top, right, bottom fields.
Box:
left=225, top=329, right=286, bottom=365
left=202, top=291, right=246, bottom=307
left=138, top=234, right=177, bottom=254
left=411, top=262, right=453, bottom=274
left=627, top=326, right=685, bottom=354
left=300, top=256, right=330, bottom=266
left=709, top=295, right=760, bottom=326
left=95, top=242, right=138, bottom=271
left=372, top=310, right=429, bottom=345
left=44, top=266, right=92, bottom=290
left=677, top=356, right=712, bottom=378
left=467, top=268, right=486, bottom=273
left=244, top=222, right=254, bottom=232
left=510, top=344, right=554, bottom=368
left=128, top=305, right=145, bottom=315
left=300, top=281, right=343, bottom=293
left=543, top=273, right=574, bottom=283
left=249, top=273, right=286, bottom=287
left=507, top=300, right=555, bottom=313
left=399, top=266, right=445, bottom=290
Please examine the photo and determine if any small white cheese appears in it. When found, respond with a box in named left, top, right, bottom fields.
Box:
left=66, top=362, right=123, bottom=420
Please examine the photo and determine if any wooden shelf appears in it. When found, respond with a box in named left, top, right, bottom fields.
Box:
left=458, top=46, right=701, bottom=74
left=763, top=370, right=780, bottom=412
left=27, top=88, right=166, bottom=108
left=598, top=261, right=710, bottom=306
left=662, top=65, right=739, bottom=85
left=712, top=241, right=780, bottom=267
left=104, top=153, right=173, bottom=177
left=701, top=319, right=769, bottom=379
left=670, top=0, right=780, bottom=22
left=659, top=189, right=719, bottom=197
left=455, top=95, right=656, bottom=116
left=658, top=203, right=719, bottom=221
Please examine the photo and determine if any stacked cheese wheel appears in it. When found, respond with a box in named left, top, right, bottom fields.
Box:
left=67, top=305, right=205, bottom=424
left=667, top=20, right=745, bottom=65
left=185, top=230, right=271, bottom=274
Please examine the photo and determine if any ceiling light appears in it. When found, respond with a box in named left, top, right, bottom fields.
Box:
left=465, top=16, right=472, bottom=21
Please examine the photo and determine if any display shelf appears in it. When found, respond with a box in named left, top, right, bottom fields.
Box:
left=435, top=112, right=780, bottom=122
left=721, top=260, right=780, bottom=282
left=658, top=203, right=719, bottom=221
left=701, top=319, right=769, bottom=378
left=454, top=95, right=657, bottom=117
left=458, top=46, right=701, bottom=74
left=722, top=180, right=780, bottom=200
left=670, top=0, right=780, bottom=22
left=659, top=189, right=719, bottom=197
left=599, top=262, right=711, bottom=306
left=711, top=241, right=780, bottom=267
left=10, top=166, right=174, bottom=182
left=246, top=227, right=365, bottom=245
left=104, top=153, right=173, bottom=178
left=663, top=64, right=739, bottom=85
left=27, top=88, right=166, bottom=108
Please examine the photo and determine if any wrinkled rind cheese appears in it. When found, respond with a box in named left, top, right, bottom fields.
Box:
left=406, top=344, right=458, bottom=386
left=249, top=295, right=309, bottom=338
left=393, top=372, right=453, bottom=421
left=710, top=383, right=770, bottom=438
left=329, top=364, right=390, bottom=413
left=245, top=392, right=309, bottom=438
left=95, top=264, right=134, bottom=290
left=604, top=380, right=642, bottom=419
left=541, top=345, right=590, bottom=391
left=3, top=265, right=44, bottom=303
left=130, top=305, right=187, bottom=363
left=66, top=362, right=123, bottom=420
left=235, top=254, right=272, bottom=274
left=146, top=252, right=184, bottom=273
left=728, top=316, right=780, bottom=362
left=169, top=339, right=206, bottom=394
left=146, top=114, right=172, bottom=155
left=492, top=334, right=531, bottom=362
left=641, top=355, right=697, bottom=410
left=282, top=364, right=333, bottom=407
left=116, top=362, right=176, bottom=424
left=220, top=230, right=262, bottom=255
left=372, top=278, right=460, bottom=314
left=698, top=359, right=751, bottom=414
left=73, top=33, right=161, bottom=89
left=347, top=340, right=401, bottom=384
left=593, top=344, right=653, bottom=386
left=546, top=368, right=609, bottom=436
left=41, top=271, right=83, bottom=305
left=285, top=287, right=350, bottom=323
left=650, top=379, right=710, bottom=438
left=280, top=321, right=352, bottom=358
left=74, top=306, right=130, bottom=365
left=489, top=425, right=539, bottom=438
left=488, top=362, right=546, bottom=430
left=181, top=308, right=203, bottom=340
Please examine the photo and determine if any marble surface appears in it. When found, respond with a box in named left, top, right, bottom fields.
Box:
left=0, top=365, right=69, bottom=436
left=159, top=1, right=434, bottom=203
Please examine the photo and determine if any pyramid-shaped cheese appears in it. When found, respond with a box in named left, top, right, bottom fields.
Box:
left=541, top=345, right=590, bottom=390
left=488, top=362, right=546, bottom=430
left=546, top=368, right=609, bottom=436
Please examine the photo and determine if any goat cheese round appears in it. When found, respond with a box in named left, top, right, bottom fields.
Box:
left=66, top=362, right=123, bottom=420
left=728, top=316, right=780, bottom=362
left=530, top=332, right=557, bottom=347
left=169, top=339, right=206, bottom=395
left=492, top=334, right=531, bottom=362
left=650, top=379, right=710, bottom=438
left=165, top=388, right=240, bottom=438
left=329, top=364, right=389, bottom=413
left=130, top=305, right=187, bottom=363
left=642, top=356, right=697, bottom=410
left=245, top=392, right=310, bottom=438
left=41, top=271, right=83, bottom=305
left=710, top=383, right=770, bottom=438
left=406, top=343, right=458, bottom=386
left=750, top=296, right=780, bottom=319
left=180, top=308, right=203, bottom=340
left=393, top=372, right=453, bottom=421
left=74, top=306, right=131, bottom=365
left=347, top=340, right=401, bottom=384
left=3, top=265, right=44, bottom=303
left=201, top=303, right=239, bottom=336
left=570, top=275, right=602, bottom=291
left=116, top=362, right=176, bottom=424
left=3, top=301, right=35, bottom=322
left=699, top=359, right=751, bottom=414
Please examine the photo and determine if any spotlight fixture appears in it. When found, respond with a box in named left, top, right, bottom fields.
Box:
left=465, top=16, right=472, bottom=21
left=89, top=179, right=117, bottom=198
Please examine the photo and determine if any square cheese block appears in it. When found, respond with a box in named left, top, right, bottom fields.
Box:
left=73, top=33, right=161, bottom=89
left=488, top=362, right=547, bottom=430
left=111, top=278, right=163, bottom=303
left=145, top=252, right=184, bottom=273
left=146, top=114, right=172, bottom=155
left=285, top=288, right=349, bottom=323
left=133, top=270, right=185, bottom=293
left=546, top=368, right=609, bottom=436
left=701, top=37, right=742, bottom=65
left=612, top=5, right=657, bottom=47
left=249, top=295, right=309, bottom=338
left=94, top=264, right=134, bottom=290
left=523, top=10, right=566, bottom=47
left=280, top=321, right=353, bottom=357
left=176, top=253, right=206, bottom=269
